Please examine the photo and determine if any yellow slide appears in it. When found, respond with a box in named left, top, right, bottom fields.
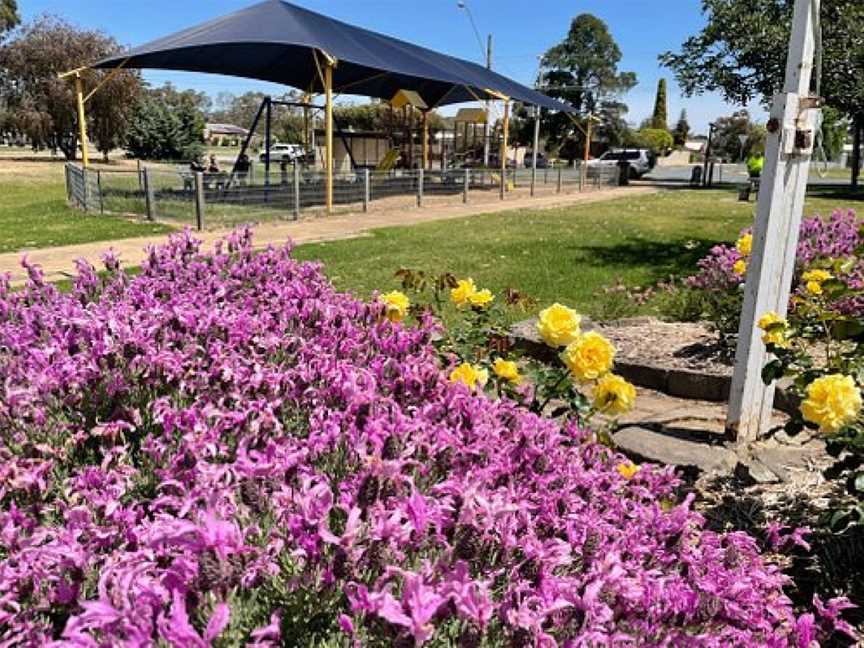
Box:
left=376, top=149, right=400, bottom=173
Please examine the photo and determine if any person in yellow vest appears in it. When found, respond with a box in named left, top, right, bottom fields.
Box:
left=746, top=154, right=765, bottom=179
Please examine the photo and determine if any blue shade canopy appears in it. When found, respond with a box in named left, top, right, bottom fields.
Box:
left=94, top=0, right=574, bottom=113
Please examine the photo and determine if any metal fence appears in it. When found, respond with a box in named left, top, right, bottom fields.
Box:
left=64, top=161, right=620, bottom=230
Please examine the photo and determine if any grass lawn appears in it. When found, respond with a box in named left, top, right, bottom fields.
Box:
left=0, top=161, right=173, bottom=253
left=294, top=186, right=864, bottom=320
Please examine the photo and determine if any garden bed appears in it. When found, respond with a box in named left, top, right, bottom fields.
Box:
left=0, top=230, right=855, bottom=646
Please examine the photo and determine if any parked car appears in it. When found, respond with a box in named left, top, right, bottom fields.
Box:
left=259, top=143, right=305, bottom=164
left=523, top=153, right=549, bottom=168
left=587, top=149, right=654, bottom=178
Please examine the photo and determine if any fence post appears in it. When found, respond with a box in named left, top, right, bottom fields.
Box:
left=193, top=171, right=205, bottom=231
left=97, top=170, right=104, bottom=214
left=143, top=168, right=155, bottom=221
left=81, top=167, right=91, bottom=212
left=136, top=159, right=143, bottom=191
left=363, top=168, right=370, bottom=213
left=463, top=168, right=469, bottom=204
left=579, top=163, right=585, bottom=192
left=557, top=166, right=563, bottom=194
left=544, top=167, right=548, bottom=185
left=293, top=163, right=301, bottom=220
left=417, top=168, right=424, bottom=207
left=64, top=165, right=72, bottom=202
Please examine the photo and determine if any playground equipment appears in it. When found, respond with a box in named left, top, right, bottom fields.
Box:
left=63, top=0, right=573, bottom=213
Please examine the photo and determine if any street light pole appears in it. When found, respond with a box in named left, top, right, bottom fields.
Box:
left=457, top=1, right=492, bottom=168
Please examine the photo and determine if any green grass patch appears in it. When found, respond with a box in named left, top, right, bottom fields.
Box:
left=0, top=165, right=173, bottom=253
left=294, top=187, right=863, bottom=320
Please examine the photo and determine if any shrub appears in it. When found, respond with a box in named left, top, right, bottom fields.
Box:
left=686, top=209, right=864, bottom=345
left=636, top=128, right=674, bottom=156
left=0, top=230, right=853, bottom=645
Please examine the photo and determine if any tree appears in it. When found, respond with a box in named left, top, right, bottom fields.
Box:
left=710, top=109, right=766, bottom=161
left=660, top=0, right=864, bottom=186
left=538, top=14, right=636, bottom=161
left=125, top=83, right=206, bottom=161
left=636, top=128, right=674, bottom=156
left=0, top=16, right=142, bottom=160
left=672, top=109, right=690, bottom=147
left=650, top=79, right=668, bottom=131
left=0, top=0, right=18, bottom=36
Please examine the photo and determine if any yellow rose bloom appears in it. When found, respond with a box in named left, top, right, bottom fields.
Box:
left=450, top=279, right=477, bottom=308
left=492, top=358, right=521, bottom=384
left=593, top=373, right=637, bottom=415
left=562, top=331, right=616, bottom=382
left=800, top=374, right=862, bottom=434
left=757, top=311, right=790, bottom=348
left=380, top=291, right=410, bottom=323
left=449, top=362, right=489, bottom=391
left=733, top=259, right=747, bottom=276
left=468, top=288, right=495, bottom=309
left=802, top=269, right=832, bottom=283
left=736, top=233, right=753, bottom=256
left=537, top=303, right=582, bottom=348
left=617, top=461, right=640, bottom=480
left=806, top=281, right=823, bottom=296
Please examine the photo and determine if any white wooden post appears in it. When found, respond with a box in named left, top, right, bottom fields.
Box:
left=726, top=0, right=822, bottom=442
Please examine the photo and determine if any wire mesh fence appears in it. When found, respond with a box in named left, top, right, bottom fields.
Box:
left=64, top=161, right=620, bottom=230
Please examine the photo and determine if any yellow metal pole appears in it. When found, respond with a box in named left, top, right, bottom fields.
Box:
left=500, top=100, right=510, bottom=197
left=324, top=62, right=334, bottom=214
left=422, top=110, right=429, bottom=170
left=74, top=73, right=90, bottom=168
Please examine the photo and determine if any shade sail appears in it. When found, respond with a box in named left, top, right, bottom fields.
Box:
left=94, top=0, right=573, bottom=113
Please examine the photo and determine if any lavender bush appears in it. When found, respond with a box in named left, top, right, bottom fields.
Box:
left=0, top=229, right=853, bottom=646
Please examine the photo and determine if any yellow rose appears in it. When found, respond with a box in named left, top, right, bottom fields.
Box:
left=800, top=374, right=862, bottom=434
left=450, top=279, right=477, bottom=308
left=468, top=289, right=495, bottom=309
left=593, top=373, right=637, bottom=415
left=449, top=362, right=489, bottom=391
left=562, top=331, right=615, bottom=381
left=492, top=358, right=521, bottom=384
left=736, top=233, right=753, bottom=256
left=733, top=259, right=747, bottom=276
left=617, top=461, right=640, bottom=480
left=757, top=311, right=789, bottom=348
left=380, top=291, right=410, bottom=323
left=802, top=269, right=832, bottom=283
left=806, top=281, right=823, bottom=296
left=537, top=303, right=582, bottom=348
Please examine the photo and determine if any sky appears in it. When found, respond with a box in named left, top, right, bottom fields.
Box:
left=20, top=0, right=768, bottom=134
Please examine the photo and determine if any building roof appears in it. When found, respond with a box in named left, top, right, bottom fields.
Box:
left=206, top=123, right=250, bottom=136
left=95, top=0, right=573, bottom=113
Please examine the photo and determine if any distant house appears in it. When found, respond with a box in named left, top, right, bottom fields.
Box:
left=684, top=138, right=707, bottom=154
left=205, top=123, right=252, bottom=146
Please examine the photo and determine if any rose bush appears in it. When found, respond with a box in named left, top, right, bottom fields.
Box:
left=0, top=229, right=854, bottom=646
left=684, top=209, right=864, bottom=347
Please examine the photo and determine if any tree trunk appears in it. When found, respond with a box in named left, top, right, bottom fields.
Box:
left=852, top=115, right=862, bottom=190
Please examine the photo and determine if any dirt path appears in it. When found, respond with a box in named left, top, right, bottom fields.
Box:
left=0, top=185, right=655, bottom=285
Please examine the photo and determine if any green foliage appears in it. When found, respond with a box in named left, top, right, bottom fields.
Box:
left=538, top=14, right=637, bottom=161
left=757, top=277, right=864, bottom=529
left=126, top=83, right=206, bottom=161
left=821, top=106, right=849, bottom=162
left=710, top=110, right=766, bottom=161
left=0, top=15, right=142, bottom=160
left=0, top=0, right=18, bottom=35
left=636, top=128, right=674, bottom=156
left=650, top=79, right=668, bottom=131
left=673, top=109, right=690, bottom=147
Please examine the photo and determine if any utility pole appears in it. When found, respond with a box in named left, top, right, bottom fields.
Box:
left=726, top=0, right=823, bottom=442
